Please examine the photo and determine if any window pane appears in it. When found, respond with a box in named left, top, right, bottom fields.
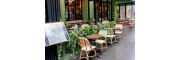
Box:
left=65, top=0, right=82, bottom=21
left=76, top=0, right=82, bottom=20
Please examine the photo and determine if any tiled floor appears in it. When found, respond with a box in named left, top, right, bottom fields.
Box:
left=77, top=27, right=135, bottom=60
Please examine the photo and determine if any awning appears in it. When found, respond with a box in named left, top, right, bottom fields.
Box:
left=118, top=0, right=135, bottom=6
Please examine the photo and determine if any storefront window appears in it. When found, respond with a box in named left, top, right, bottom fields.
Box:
left=94, top=1, right=99, bottom=20
left=76, top=0, right=82, bottom=20
left=65, top=0, right=82, bottom=21
left=103, top=0, right=107, bottom=19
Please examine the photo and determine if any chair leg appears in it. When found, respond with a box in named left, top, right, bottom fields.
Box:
left=115, top=36, right=117, bottom=44
left=111, top=38, right=113, bottom=47
left=121, top=34, right=123, bottom=39
left=79, top=50, right=83, bottom=60
left=86, top=51, right=89, bottom=60
left=120, top=34, right=121, bottom=41
left=93, top=49, right=97, bottom=60
left=105, top=42, right=108, bottom=51
left=100, top=44, right=103, bottom=54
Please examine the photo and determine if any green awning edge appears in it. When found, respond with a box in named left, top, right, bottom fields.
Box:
left=118, top=1, right=135, bottom=6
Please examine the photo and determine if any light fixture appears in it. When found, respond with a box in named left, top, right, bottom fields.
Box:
left=68, top=0, right=74, bottom=5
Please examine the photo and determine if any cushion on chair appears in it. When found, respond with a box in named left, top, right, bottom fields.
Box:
left=115, top=32, right=122, bottom=34
left=102, top=21, right=109, bottom=24
left=107, top=35, right=116, bottom=37
left=95, top=40, right=105, bottom=44
left=81, top=46, right=96, bottom=51
left=81, top=24, right=90, bottom=29
left=124, top=21, right=128, bottom=22
left=129, top=23, right=133, bottom=24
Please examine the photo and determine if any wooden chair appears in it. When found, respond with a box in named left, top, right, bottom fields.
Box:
left=102, top=20, right=109, bottom=24
left=95, top=22, right=101, bottom=24
left=104, top=28, right=117, bottom=47
left=95, top=30, right=108, bottom=54
left=117, top=18, right=125, bottom=25
left=125, top=18, right=129, bottom=20
left=124, top=18, right=129, bottom=26
left=115, top=24, right=123, bottom=41
left=79, top=22, right=86, bottom=28
left=129, top=18, right=135, bottom=27
left=116, top=18, right=121, bottom=24
left=120, top=18, right=124, bottom=20
left=81, top=24, right=90, bottom=29
left=128, top=20, right=134, bottom=28
left=90, top=22, right=95, bottom=26
left=78, top=37, right=97, bottom=60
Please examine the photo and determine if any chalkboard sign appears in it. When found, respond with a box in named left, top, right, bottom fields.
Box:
left=45, top=22, right=70, bottom=47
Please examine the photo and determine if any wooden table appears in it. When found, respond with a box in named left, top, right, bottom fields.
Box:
left=111, top=27, right=120, bottom=30
left=86, top=34, right=103, bottom=40
left=111, top=27, right=120, bottom=34
left=86, top=34, right=103, bottom=46
left=86, top=34, right=103, bottom=58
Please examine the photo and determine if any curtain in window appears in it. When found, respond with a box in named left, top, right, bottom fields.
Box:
left=46, top=0, right=60, bottom=22
left=45, top=45, right=58, bottom=60
left=45, top=0, right=60, bottom=60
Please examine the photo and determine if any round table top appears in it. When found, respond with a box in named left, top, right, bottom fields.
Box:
left=111, top=27, right=120, bottom=30
left=86, top=34, right=103, bottom=39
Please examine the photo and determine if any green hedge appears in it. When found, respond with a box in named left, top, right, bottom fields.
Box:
left=57, top=21, right=117, bottom=60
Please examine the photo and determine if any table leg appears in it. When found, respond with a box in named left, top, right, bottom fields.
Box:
left=89, top=39, right=101, bottom=58
left=114, top=30, right=119, bottom=44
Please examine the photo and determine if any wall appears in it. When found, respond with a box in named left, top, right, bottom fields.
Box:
left=82, top=0, right=88, bottom=21
left=60, top=0, right=66, bottom=23
left=89, top=1, right=94, bottom=20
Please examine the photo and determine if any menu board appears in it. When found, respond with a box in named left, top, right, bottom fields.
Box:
left=45, top=22, right=70, bottom=47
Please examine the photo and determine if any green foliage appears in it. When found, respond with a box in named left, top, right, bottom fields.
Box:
left=109, top=21, right=117, bottom=27
left=113, top=0, right=119, bottom=21
left=57, top=21, right=116, bottom=60
left=57, top=43, right=63, bottom=60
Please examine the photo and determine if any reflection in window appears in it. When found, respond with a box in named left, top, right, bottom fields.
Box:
left=76, top=0, right=82, bottom=20
left=65, top=0, right=82, bottom=21
left=99, top=0, right=107, bottom=20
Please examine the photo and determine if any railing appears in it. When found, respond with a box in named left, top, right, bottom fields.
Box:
left=65, top=18, right=114, bottom=29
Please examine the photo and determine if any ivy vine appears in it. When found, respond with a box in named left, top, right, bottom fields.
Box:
left=57, top=21, right=117, bottom=60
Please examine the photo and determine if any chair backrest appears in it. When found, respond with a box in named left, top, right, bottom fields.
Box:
left=81, top=24, right=89, bottom=29
left=77, top=37, right=92, bottom=49
left=71, top=24, right=78, bottom=29
left=102, top=20, right=109, bottom=24
left=90, top=22, right=95, bottom=26
left=97, top=22, right=101, bottom=24
left=99, top=30, right=107, bottom=37
left=120, top=18, right=124, bottom=19
left=104, top=28, right=114, bottom=35
left=115, top=24, right=123, bottom=29
left=117, top=18, right=121, bottom=21
left=125, top=18, right=128, bottom=20
left=128, top=20, right=133, bottom=22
